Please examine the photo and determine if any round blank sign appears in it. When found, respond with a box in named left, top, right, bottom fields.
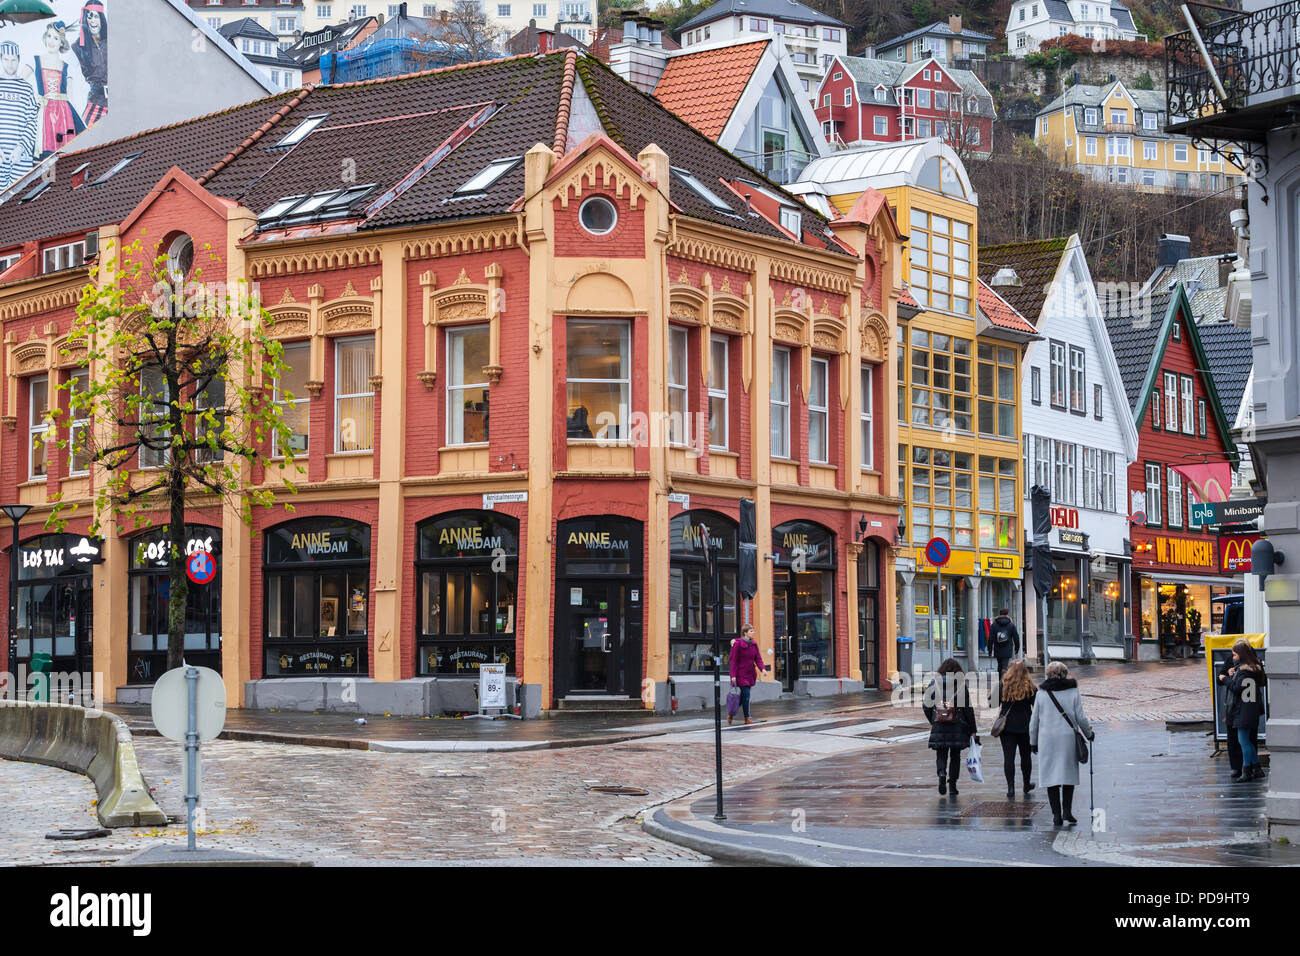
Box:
left=150, top=666, right=227, bottom=743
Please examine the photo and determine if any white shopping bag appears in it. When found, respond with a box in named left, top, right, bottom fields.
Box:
left=965, top=737, right=984, bottom=783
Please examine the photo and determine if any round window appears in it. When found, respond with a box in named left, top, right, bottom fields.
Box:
left=167, top=234, right=194, bottom=281
left=578, top=196, right=617, bottom=236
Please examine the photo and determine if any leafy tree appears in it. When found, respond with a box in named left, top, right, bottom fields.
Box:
left=47, top=237, right=300, bottom=672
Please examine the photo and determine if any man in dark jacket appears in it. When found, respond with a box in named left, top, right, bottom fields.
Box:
left=990, top=609, right=1020, bottom=680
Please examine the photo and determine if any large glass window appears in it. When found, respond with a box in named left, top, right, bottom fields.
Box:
left=906, top=446, right=974, bottom=547
left=335, top=336, right=375, bottom=453
left=446, top=325, right=490, bottom=445
left=860, top=364, right=874, bottom=469
left=771, top=347, right=790, bottom=458
left=138, top=366, right=169, bottom=469
left=908, top=329, right=972, bottom=432
left=977, top=343, right=1017, bottom=437
left=28, top=375, right=49, bottom=479
left=263, top=517, right=370, bottom=676
left=273, top=341, right=310, bottom=458
left=908, top=209, right=972, bottom=314
left=669, top=511, right=739, bottom=673
left=668, top=326, right=689, bottom=446
left=416, top=511, right=518, bottom=675
left=978, top=455, right=1018, bottom=549
left=128, top=525, right=222, bottom=683
left=809, top=357, right=829, bottom=463
left=709, top=335, right=728, bottom=450
left=566, top=319, right=629, bottom=441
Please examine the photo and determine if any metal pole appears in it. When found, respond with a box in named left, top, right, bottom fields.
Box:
left=7, top=518, right=17, bottom=699
left=185, top=665, right=199, bottom=851
left=707, top=536, right=725, bottom=821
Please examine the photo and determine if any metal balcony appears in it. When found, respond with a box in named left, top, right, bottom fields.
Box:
left=1165, top=0, right=1300, bottom=172
left=732, top=148, right=817, bottom=186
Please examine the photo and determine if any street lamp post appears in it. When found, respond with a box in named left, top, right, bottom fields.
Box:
left=2, top=503, right=31, bottom=698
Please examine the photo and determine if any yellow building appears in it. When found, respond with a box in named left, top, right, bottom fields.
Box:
left=1034, top=79, right=1245, bottom=192
left=793, top=139, right=1036, bottom=676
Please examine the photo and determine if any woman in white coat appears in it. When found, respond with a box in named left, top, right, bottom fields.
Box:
left=1030, top=661, right=1095, bottom=826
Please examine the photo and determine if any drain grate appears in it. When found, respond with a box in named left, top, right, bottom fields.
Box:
left=611, top=746, right=659, bottom=753
left=45, top=828, right=111, bottom=841
left=959, top=800, right=1046, bottom=818
left=588, top=785, right=650, bottom=796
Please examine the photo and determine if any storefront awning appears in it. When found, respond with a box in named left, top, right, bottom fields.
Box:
left=1139, top=572, right=1241, bottom=588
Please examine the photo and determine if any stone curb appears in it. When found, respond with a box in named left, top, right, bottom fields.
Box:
left=642, top=806, right=825, bottom=867
left=127, top=724, right=670, bottom=752
left=0, top=701, right=168, bottom=828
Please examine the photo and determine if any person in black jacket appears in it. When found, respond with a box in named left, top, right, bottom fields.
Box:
left=923, top=657, right=980, bottom=797
left=995, top=658, right=1036, bottom=799
left=989, top=608, right=1020, bottom=681
left=1218, top=654, right=1250, bottom=779
left=1223, top=641, right=1267, bottom=782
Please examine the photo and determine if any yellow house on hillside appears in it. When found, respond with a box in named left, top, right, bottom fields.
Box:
left=1034, top=79, right=1245, bottom=193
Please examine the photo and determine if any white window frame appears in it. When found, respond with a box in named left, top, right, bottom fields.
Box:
left=1083, top=446, right=1098, bottom=510
left=1180, top=374, right=1194, bottom=435
left=809, top=357, right=829, bottom=464
left=1167, top=468, right=1184, bottom=528
left=1143, top=139, right=1157, bottom=160
left=446, top=325, right=491, bottom=447
left=42, top=241, right=85, bottom=274
left=708, top=335, right=728, bottom=451
left=334, top=335, right=375, bottom=454
left=1069, top=345, right=1086, bottom=413
left=860, top=363, right=874, bottom=470
left=874, top=114, right=888, bottom=135
left=1174, top=142, right=1188, bottom=163
left=566, top=319, right=630, bottom=443
left=1164, top=371, right=1178, bottom=431
left=195, top=373, right=226, bottom=464
left=1085, top=136, right=1097, bottom=156
left=28, top=374, right=49, bottom=480
left=272, top=341, right=310, bottom=459
left=1145, top=463, right=1162, bottom=526
left=67, top=369, right=90, bottom=477
left=1101, top=451, right=1115, bottom=512
left=667, top=325, right=689, bottom=447
left=1034, top=435, right=1052, bottom=497
left=843, top=87, right=852, bottom=107
left=771, top=347, right=790, bottom=459
left=1084, top=108, right=1098, bottom=125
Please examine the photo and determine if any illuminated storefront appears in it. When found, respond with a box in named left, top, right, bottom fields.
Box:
left=1132, top=531, right=1239, bottom=658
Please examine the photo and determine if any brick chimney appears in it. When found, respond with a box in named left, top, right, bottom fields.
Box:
left=949, top=14, right=962, bottom=34
left=538, top=27, right=554, bottom=53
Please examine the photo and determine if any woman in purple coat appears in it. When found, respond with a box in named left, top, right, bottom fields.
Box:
left=728, top=623, right=769, bottom=725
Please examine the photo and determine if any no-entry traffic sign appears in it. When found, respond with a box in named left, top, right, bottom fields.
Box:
left=925, top=536, right=951, bottom=568
left=186, top=549, right=216, bottom=585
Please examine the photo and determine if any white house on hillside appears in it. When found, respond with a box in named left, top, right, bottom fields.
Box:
left=1005, top=0, right=1142, bottom=56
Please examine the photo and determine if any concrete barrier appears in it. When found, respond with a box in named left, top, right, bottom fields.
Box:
left=0, top=700, right=168, bottom=828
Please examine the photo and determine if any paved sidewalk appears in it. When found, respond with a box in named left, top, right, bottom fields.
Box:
left=646, top=719, right=1298, bottom=866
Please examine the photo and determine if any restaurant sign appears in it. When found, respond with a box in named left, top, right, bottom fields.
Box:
left=1153, top=535, right=1216, bottom=570
left=1220, top=534, right=1262, bottom=574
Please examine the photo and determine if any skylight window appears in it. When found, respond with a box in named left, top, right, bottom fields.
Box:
left=275, top=113, right=329, bottom=149
left=259, top=195, right=305, bottom=222
left=258, top=184, right=378, bottom=226
left=91, top=152, right=142, bottom=186
left=670, top=167, right=733, bottom=212
left=19, top=179, right=53, bottom=203
left=453, top=157, right=520, bottom=196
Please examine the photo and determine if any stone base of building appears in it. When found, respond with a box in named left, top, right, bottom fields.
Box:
left=793, top=677, right=865, bottom=697
left=1136, top=641, right=1162, bottom=662
left=115, top=685, right=155, bottom=706
left=669, top=676, right=783, bottom=712
left=243, top=677, right=535, bottom=718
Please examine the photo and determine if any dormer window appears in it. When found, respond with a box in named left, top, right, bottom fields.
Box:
left=779, top=207, right=802, bottom=236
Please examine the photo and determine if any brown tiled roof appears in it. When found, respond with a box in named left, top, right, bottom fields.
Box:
left=0, top=51, right=841, bottom=255
left=652, top=40, right=768, bottom=140
left=977, top=279, right=1037, bottom=334
left=977, top=237, right=1069, bottom=325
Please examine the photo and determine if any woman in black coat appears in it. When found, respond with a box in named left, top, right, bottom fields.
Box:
left=923, top=657, right=979, bottom=796
left=1224, top=641, right=1267, bottom=781
left=995, top=659, right=1036, bottom=799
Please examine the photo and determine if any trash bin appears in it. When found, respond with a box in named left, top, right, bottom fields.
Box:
left=1123, top=635, right=1137, bottom=662
left=29, top=652, right=52, bottom=702
left=896, top=636, right=914, bottom=679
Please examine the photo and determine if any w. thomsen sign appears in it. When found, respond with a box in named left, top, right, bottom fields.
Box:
left=1153, top=535, right=1216, bottom=569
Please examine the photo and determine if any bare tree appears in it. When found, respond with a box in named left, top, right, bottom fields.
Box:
left=442, top=0, right=501, bottom=61
left=941, top=86, right=992, bottom=165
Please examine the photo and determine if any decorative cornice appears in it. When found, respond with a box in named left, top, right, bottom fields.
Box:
left=403, top=226, right=519, bottom=261
left=247, top=245, right=382, bottom=279
left=666, top=235, right=755, bottom=273
left=770, top=259, right=851, bottom=296
left=0, top=286, right=81, bottom=322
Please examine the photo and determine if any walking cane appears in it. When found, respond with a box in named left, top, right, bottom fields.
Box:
left=1088, top=737, right=1095, bottom=829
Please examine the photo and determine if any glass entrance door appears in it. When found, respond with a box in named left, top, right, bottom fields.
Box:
left=568, top=582, right=626, bottom=694
left=773, top=570, right=791, bottom=690
left=773, top=569, right=834, bottom=691
left=918, top=580, right=953, bottom=673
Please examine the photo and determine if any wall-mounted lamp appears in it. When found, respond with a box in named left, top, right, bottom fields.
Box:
left=856, top=514, right=868, bottom=542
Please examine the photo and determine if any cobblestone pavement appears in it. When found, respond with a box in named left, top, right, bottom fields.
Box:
left=0, top=660, right=1218, bottom=866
